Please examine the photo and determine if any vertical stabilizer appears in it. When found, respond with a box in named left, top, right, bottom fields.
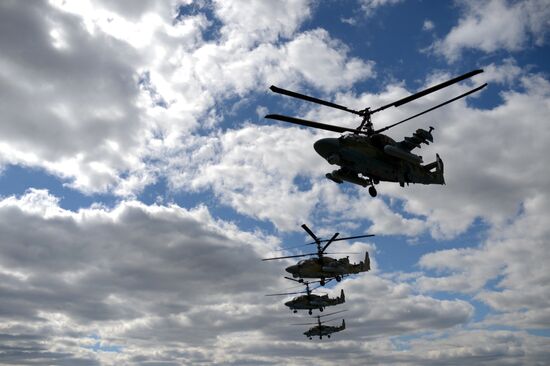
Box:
left=362, top=252, right=371, bottom=271
left=436, top=153, right=445, bottom=185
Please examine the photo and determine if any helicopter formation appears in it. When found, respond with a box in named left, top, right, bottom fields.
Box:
left=260, top=69, right=487, bottom=339
left=265, top=69, right=487, bottom=197
left=263, top=224, right=373, bottom=339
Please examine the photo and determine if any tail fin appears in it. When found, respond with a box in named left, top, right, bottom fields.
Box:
left=340, top=289, right=345, bottom=303
left=362, top=252, right=371, bottom=271
left=436, top=154, right=445, bottom=184
left=424, top=154, right=445, bottom=184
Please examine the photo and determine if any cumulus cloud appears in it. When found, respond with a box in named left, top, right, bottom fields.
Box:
left=0, top=0, right=374, bottom=196
left=432, top=0, right=550, bottom=61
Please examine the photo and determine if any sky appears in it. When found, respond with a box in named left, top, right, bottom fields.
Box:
left=0, top=0, right=549, bottom=364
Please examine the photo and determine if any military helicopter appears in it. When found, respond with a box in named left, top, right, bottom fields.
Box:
left=262, top=224, right=374, bottom=286
left=267, top=277, right=345, bottom=315
left=265, top=69, right=487, bottom=197
left=293, top=310, right=347, bottom=340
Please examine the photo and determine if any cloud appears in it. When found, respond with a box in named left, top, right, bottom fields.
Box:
left=423, top=20, right=435, bottom=31
left=416, top=192, right=550, bottom=330
left=167, top=62, right=550, bottom=241
left=0, top=189, right=490, bottom=364
left=432, top=0, right=550, bottom=61
left=0, top=1, right=374, bottom=196
left=360, top=0, right=404, bottom=17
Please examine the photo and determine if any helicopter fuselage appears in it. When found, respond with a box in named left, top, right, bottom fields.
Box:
left=304, top=320, right=345, bottom=339
left=285, top=289, right=344, bottom=312
left=314, top=133, right=444, bottom=188
left=285, top=252, right=370, bottom=281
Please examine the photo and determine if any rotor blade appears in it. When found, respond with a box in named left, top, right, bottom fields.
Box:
left=321, top=232, right=340, bottom=253
left=265, top=114, right=361, bottom=134
left=270, top=85, right=362, bottom=116
left=371, top=69, right=484, bottom=114
left=273, top=243, right=312, bottom=252
left=284, top=276, right=323, bottom=285
left=374, top=83, right=488, bottom=134
left=284, top=276, right=302, bottom=283
left=266, top=291, right=304, bottom=296
left=319, top=317, right=344, bottom=324
left=306, top=234, right=375, bottom=245
left=323, top=252, right=359, bottom=255
left=261, top=252, right=318, bottom=261
left=291, top=321, right=319, bottom=326
left=317, top=309, right=347, bottom=318
left=301, top=224, right=320, bottom=244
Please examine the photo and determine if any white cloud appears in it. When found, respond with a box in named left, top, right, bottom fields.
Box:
left=360, top=0, right=404, bottom=17
left=0, top=1, right=374, bottom=196
left=416, top=193, right=550, bottom=330
left=423, top=19, right=435, bottom=31
left=167, top=63, right=550, bottom=241
left=432, top=0, right=550, bottom=61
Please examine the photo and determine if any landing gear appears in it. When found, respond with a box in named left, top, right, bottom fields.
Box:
left=320, top=278, right=325, bottom=286
left=368, top=185, right=377, bottom=197
left=327, top=335, right=331, bottom=338
left=335, top=275, right=342, bottom=282
left=293, top=309, right=297, bottom=313
left=319, top=307, right=323, bottom=312
left=308, top=309, right=312, bottom=315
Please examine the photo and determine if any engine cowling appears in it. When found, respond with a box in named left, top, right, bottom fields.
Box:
left=384, top=144, right=423, bottom=164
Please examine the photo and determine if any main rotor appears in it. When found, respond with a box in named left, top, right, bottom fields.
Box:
left=267, top=69, right=487, bottom=136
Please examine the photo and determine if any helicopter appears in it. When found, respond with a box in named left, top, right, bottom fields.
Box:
left=293, top=310, right=347, bottom=340
left=265, top=69, right=487, bottom=197
left=262, top=224, right=374, bottom=286
left=267, top=277, right=345, bottom=315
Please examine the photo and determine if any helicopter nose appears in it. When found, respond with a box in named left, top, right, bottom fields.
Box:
left=285, top=265, right=297, bottom=274
left=313, top=138, right=339, bottom=159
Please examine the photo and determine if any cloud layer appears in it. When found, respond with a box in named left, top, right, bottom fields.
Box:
left=0, top=189, right=491, bottom=365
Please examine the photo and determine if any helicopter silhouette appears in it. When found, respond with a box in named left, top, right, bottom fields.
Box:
left=263, top=224, right=374, bottom=286
left=267, top=277, right=345, bottom=315
left=266, top=69, right=487, bottom=197
left=292, top=310, right=347, bottom=340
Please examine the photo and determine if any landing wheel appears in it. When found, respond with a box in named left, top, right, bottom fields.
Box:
left=328, top=335, right=331, bottom=338
left=298, top=278, right=304, bottom=283
left=293, top=310, right=297, bottom=313
left=335, top=275, right=341, bottom=282
left=308, top=309, right=312, bottom=315
left=320, top=278, right=325, bottom=286
left=368, top=186, right=377, bottom=197
left=319, top=307, right=323, bottom=312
